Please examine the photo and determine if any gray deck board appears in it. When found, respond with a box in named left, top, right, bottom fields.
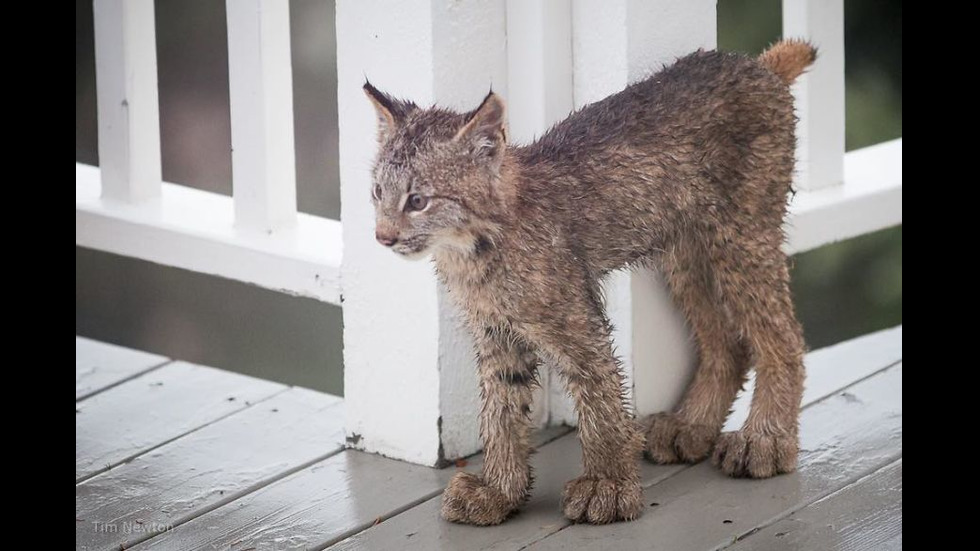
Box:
left=133, top=450, right=450, bottom=551
left=76, top=337, right=169, bottom=401
left=75, top=361, right=285, bottom=482
left=728, top=459, right=902, bottom=551
left=529, top=363, right=902, bottom=550
left=331, top=431, right=677, bottom=551
left=131, top=427, right=570, bottom=551
left=726, top=326, right=902, bottom=430
left=327, top=327, right=902, bottom=551
left=75, top=327, right=902, bottom=551
left=76, top=388, right=344, bottom=551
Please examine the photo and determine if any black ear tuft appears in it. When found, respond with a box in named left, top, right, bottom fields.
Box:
left=455, top=91, right=507, bottom=164
left=363, top=80, right=416, bottom=140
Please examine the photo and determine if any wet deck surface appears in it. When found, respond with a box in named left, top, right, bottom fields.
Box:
left=76, top=327, right=902, bottom=550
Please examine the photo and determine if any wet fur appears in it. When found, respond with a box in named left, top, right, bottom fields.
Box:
left=365, top=41, right=816, bottom=526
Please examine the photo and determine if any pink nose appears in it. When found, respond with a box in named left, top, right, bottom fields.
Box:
left=376, top=232, right=399, bottom=247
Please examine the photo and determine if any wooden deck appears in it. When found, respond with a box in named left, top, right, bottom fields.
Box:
left=75, top=327, right=902, bottom=551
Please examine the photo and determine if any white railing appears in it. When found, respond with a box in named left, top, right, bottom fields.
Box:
left=75, top=0, right=902, bottom=466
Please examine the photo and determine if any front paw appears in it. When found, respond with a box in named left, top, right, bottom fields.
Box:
left=644, top=412, right=718, bottom=464
left=712, top=429, right=798, bottom=478
left=441, top=472, right=515, bottom=526
left=561, top=476, right=642, bottom=524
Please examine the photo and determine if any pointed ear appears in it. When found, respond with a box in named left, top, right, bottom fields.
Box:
left=455, top=91, right=507, bottom=164
left=363, top=81, right=414, bottom=141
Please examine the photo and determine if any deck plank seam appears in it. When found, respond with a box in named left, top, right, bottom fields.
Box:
left=802, top=357, right=902, bottom=408
left=122, top=413, right=349, bottom=550
left=76, top=359, right=174, bottom=403
left=75, top=386, right=292, bottom=485
left=314, top=484, right=451, bottom=551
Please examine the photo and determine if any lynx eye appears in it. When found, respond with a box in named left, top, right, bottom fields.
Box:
left=406, top=193, right=429, bottom=212
left=372, top=184, right=382, bottom=201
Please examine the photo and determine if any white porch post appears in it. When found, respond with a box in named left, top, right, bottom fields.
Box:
left=337, top=0, right=507, bottom=466
left=551, top=0, right=718, bottom=424
left=783, top=0, right=845, bottom=190
left=93, top=0, right=161, bottom=203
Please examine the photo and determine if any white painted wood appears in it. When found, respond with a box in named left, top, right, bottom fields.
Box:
left=75, top=361, right=285, bottom=482
left=75, top=337, right=168, bottom=401
left=76, top=388, right=344, bottom=551
left=76, top=163, right=342, bottom=304
left=786, top=138, right=902, bottom=253
left=555, top=0, right=717, bottom=425
left=784, top=0, right=845, bottom=190
left=93, top=0, right=161, bottom=203
left=729, top=459, right=902, bottom=551
left=505, top=0, right=573, bottom=146
left=337, top=0, right=507, bottom=465
left=506, top=0, right=574, bottom=428
left=532, top=363, right=903, bottom=550
left=226, top=0, right=298, bottom=232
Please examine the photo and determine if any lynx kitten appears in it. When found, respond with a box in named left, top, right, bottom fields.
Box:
left=365, top=40, right=816, bottom=525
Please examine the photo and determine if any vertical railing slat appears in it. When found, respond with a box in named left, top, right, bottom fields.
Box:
left=505, top=0, right=573, bottom=145
left=783, top=0, right=845, bottom=190
left=226, top=0, right=298, bottom=232
left=93, top=0, right=162, bottom=203
left=560, top=0, right=717, bottom=425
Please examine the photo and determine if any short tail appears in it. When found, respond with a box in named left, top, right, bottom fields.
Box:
left=758, top=39, right=817, bottom=84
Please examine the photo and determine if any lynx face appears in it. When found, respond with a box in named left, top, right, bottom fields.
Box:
left=364, top=82, right=507, bottom=258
